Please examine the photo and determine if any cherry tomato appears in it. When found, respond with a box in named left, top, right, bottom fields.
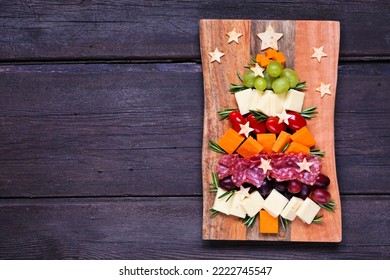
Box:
left=228, top=110, right=246, bottom=132
left=247, top=114, right=267, bottom=134
left=265, top=117, right=287, bottom=134
left=287, top=111, right=307, bottom=131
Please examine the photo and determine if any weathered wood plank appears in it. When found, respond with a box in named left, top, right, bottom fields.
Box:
left=0, top=0, right=389, bottom=61
left=0, top=63, right=389, bottom=197
left=0, top=196, right=388, bottom=259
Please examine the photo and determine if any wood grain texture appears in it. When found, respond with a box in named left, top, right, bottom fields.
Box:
left=200, top=20, right=341, bottom=241
left=0, top=196, right=388, bottom=259
left=291, top=21, right=341, bottom=242
left=0, top=0, right=389, bottom=61
left=0, top=63, right=389, bottom=198
left=200, top=19, right=251, bottom=240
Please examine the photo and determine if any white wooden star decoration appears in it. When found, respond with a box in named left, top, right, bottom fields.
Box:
left=276, top=109, right=292, bottom=125
left=316, top=82, right=332, bottom=98
left=257, top=25, right=283, bottom=50
left=209, top=48, right=225, bottom=63
left=238, top=121, right=254, bottom=138
left=226, top=28, right=242, bottom=44
left=237, top=185, right=251, bottom=200
left=311, top=46, right=327, bottom=62
left=258, top=158, right=273, bottom=173
left=296, top=158, right=314, bottom=173
left=250, top=63, right=265, bottom=78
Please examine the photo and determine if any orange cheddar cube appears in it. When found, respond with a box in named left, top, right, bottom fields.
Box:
left=285, top=141, right=310, bottom=154
left=256, top=54, right=270, bottom=67
left=259, top=210, right=279, bottom=234
left=272, top=131, right=292, bottom=153
left=257, top=133, right=276, bottom=154
left=265, top=48, right=278, bottom=59
left=274, top=51, right=286, bottom=64
left=217, top=128, right=245, bottom=154
left=291, top=126, right=316, bottom=148
left=236, top=136, right=263, bottom=158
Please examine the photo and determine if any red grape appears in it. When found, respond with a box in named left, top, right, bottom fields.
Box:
left=219, top=176, right=237, bottom=191
left=287, top=180, right=302, bottom=194
left=311, top=189, right=331, bottom=204
left=313, top=173, right=331, bottom=189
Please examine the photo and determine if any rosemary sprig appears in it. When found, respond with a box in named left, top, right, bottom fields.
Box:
left=280, top=216, right=291, bottom=231
left=281, top=143, right=290, bottom=153
left=210, top=208, right=219, bottom=218
left=218, top=108, right=237, bottom=120
left=250, top=56, right=257, bottom=65
left=243, top=213, right=258, bottom=227
left=310, top=148, right=325, bottom=157
left=294, top=81, right=307, bottom=90
left=312, top=215, right=324, bottom=224
left=209, top=172, right=219, bottom=193
left=209, top=140, right=227, bottom=154
left=249, top=110, right=268, bottom=122
left=237, top=72, right=244, bottom=83
left=218, top=189, right=235, bottom=202
left=230, top=83, right=248, bottom=93
left=319, top=200, right=336, bottom=212
left=300, top=106, right=318, bottom=119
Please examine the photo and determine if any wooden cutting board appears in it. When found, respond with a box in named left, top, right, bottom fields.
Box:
left=200, top=20, right=341, bottom=242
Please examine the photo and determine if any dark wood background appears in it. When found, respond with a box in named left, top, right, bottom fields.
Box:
left=0, top=0, right=389, bottom=259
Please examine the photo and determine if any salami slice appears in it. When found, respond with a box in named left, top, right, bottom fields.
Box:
left=270, top=153, right=301, bottom=182
left=296, top=154, right=322, bottom=185
left=217, top=154, right=269, bottom=187
left=217, top=154, right=238, bottom=179
left=217, top=152, right=322, bottom=187
left=270, top=153, right=322, bottom=185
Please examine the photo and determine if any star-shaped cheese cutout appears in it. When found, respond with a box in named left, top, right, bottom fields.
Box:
left=209, top=48, right=225, bottom=63
left=276, top=109, right=292, bottom=125
left=316, top=82, right=332, bottom=98
left=257, top=25, right=283, bottom=50
left=311, top=46, right=327, bottom=62
left=296, top=158, right=314, bottom=173
left=226, top=28, right=242, bottom=44
left=239, top=121, right=254, bottom=138
left=237, top=185, right=250, bottom=200
left=258, top=158, right=272, bottom=173
left=250, top=63, right=265, bottom=78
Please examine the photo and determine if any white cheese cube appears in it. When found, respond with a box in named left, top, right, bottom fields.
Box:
left=269, top=91, right=286, bottom=116
left=230, top=193, right=247, bottom=218
left=234, top=88, right=253, bottom=115
left=254, top=90, right=272, bottom=116
left=212, top=188, right=234, bottom=215
left=296, top=198, right=321, bottom=224
left=264, top=189, right=289, bottom=218
left=281, top=196, right=304, bottom=221
left=248, top=89, right=264, bottom=111
left=240, top=191, right=265, bottom=217
left=284, top=89, right=305, bottom=113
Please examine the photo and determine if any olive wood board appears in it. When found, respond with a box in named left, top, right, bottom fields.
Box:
left=200, top=19, right=341, bottom=242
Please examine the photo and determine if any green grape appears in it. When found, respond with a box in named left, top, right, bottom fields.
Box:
left=243, top=70, right=255, bottom=88
left=272, top=77, right=290, bottom=94
left=264, top=71, right=275, bottom=90
left=280, top=68, right=299, bottom=88
left=266, top=61, right=283, bottom=78
left=253, top=77, right=267, bottom=91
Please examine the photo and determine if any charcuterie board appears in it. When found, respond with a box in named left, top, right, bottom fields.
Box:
left=200, top=20, right=341, bottom=242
